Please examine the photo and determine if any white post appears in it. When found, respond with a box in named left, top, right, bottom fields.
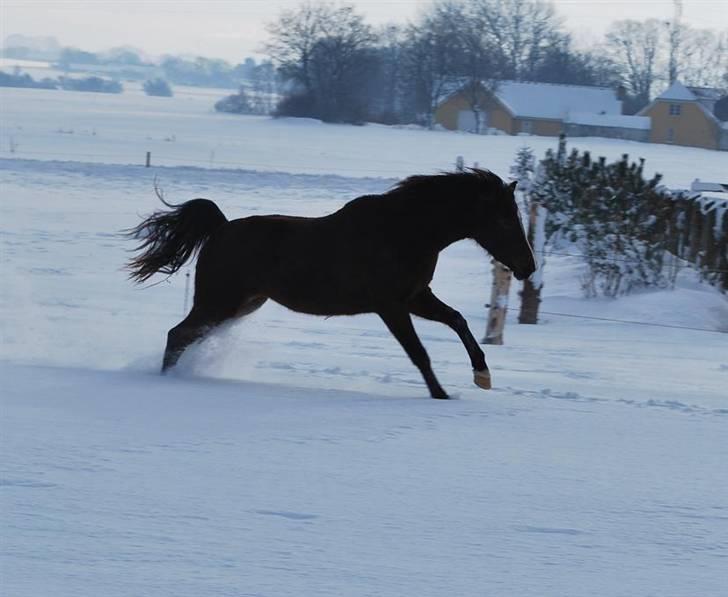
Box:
left=183, top=271, right=191, bottom=315
left=483, top=261, right=513, bottom=344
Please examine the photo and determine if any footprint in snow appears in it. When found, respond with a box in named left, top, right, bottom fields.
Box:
left=254, top=510, right=318, bottom=521
left=515, top=525, right=586, bottom=536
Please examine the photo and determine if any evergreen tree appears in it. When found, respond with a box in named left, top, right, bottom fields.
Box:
left=532, top=138, right=677, bottom=298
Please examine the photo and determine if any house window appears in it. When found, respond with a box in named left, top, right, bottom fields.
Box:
left=669, top=104, right=682, bottom=116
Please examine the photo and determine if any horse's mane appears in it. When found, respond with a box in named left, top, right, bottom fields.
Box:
left=388, top=168, right=505, bottom=197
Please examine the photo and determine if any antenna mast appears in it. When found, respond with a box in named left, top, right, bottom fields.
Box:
left=669, top=0, right=683, bottom=84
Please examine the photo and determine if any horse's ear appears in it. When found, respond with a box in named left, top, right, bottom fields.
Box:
left=508, top=181, right=518, bottom=193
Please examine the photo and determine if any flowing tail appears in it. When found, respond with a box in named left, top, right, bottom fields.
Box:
left=126, top=197, right=227, bottom=283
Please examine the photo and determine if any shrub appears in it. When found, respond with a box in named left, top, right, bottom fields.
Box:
left=143, top=78, right=173, bottom=97
left=214, top=88, right=253, bottom=114
left=60, top=76, right=123, bottom=93
left=532, top=136, right=677, bottom=297
left=273, top=91, right=316, bottom=118
left=0, top=70, right=57, bottom=89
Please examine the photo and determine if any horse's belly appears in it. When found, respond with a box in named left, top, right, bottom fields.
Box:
left=268, top=286, right=373, bottom=316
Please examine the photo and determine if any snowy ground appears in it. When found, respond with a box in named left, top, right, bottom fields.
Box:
left=2, top=85, right=727, bottom=185
left=1, top=88, right=728, bottom=596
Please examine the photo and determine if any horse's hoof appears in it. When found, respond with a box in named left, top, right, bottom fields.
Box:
left=473, top=369, right=491, bottom=390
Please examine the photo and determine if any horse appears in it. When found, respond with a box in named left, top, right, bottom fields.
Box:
left=126, top=169, right=536, bottom=399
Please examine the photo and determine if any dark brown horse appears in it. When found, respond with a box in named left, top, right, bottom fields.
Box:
left=127, top=169, right=535, bottom=399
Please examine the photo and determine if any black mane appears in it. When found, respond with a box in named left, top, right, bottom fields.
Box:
left=389, top=168, right=506, bottom=197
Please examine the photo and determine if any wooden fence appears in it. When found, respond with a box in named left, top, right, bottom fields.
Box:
left=668, top=193, right=727, bottom=292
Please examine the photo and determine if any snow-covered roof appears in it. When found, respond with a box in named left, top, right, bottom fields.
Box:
left=688, top=86, right=724, bottom=102
left=494, top=81, right=622, bottom=120
left=656, top=81, right=696, bottom=101
left=653, top=82, right=725, bottom=106
left=691, top=180, right=728, bottom=193
left=566, top=112, right=651, bottom=130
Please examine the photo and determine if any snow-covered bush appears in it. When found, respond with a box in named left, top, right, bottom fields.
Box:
left=533, top=136, right=677, bottom=297
left=214, top=87, right=253, bottom=114
left=59, top=76, right=122, bottom=94
left=510, top=146, right=536, bottom=199
left=0, top=70, right=57, bottom=89
left=143, top=78, right=173, bottom=97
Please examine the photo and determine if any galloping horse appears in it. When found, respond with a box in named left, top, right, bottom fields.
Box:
left=127, top=169, right=535, bottom=399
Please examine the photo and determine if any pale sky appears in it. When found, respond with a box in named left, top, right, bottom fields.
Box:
left=2, top=0, right=727, bottom=63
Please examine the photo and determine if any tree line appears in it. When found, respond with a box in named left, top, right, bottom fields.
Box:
left=264, top=0, right=728, bottom=124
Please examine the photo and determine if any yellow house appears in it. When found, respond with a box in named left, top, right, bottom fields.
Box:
left=638, top=82, right=727, bottom=151
left=435, top=81, right=623, bottom=137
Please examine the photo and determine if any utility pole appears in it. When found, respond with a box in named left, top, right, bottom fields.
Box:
left=668, top=0, right=683, bottom=85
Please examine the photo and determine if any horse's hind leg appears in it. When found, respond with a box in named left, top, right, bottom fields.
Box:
left=161, top=295, right=267, bottom=372
left=162, top=307, right=217, bottom=372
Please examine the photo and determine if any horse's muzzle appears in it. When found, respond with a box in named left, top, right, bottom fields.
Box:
left=512, top=261, right=537, bottom=281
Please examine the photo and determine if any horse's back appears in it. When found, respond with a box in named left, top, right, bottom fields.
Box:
left=194, top=201, right=437, bottom=316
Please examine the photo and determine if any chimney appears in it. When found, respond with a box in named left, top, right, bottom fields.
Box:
left=616, top=85, right=627, bottom=114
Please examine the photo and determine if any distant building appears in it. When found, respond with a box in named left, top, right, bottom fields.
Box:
left=435, top=80, right=649, bottom=142
left=638, top=81, right=728, bottom=151
left=435, top=79, right=727, bottom=151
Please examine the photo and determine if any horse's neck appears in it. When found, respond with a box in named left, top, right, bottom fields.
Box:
left=409, top=201, right=471, bottom=253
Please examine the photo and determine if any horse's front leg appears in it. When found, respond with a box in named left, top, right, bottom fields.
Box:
left=408, top=288, right=491, bottom=390
left=378, top=308, right=449, bottom=399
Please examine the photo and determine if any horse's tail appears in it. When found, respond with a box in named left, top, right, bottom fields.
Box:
left=125, top=197, right=227, bottom=283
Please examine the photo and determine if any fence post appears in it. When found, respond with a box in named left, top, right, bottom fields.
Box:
left=701, top=208, right=716, bottom=269
left=680, top=198, right=692, bottom=260
left=518, top=200, right=545, bottom=324
left=146, top=151, right=151, bottom=168
left=688, top=201, right=702, bottom=263
left=720, top=209, right=728, bottom=292
left=483, top=261, right=512, bottom=345
left=183, top=271, right=191, bottom=315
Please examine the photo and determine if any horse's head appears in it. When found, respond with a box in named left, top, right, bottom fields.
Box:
left=471, top=177, right=536, bottom=281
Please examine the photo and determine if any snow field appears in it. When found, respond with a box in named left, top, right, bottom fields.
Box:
left=2, top=85, right=727, bottom=185
left=3, top=362, right=726, bottom=597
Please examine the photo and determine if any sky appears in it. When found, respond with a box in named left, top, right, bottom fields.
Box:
left=2, top=0, right=727, bottom=63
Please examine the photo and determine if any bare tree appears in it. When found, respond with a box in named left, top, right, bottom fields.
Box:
left=400, top=11, right=461, bottom=127
left=532, top=36, right=621, bottom=87
left=308, top=8, right=378, bottom=122
left=265, top=2, right=377, bottom=122
left=249, top=60, right=277, bottom=114
left=471, top=0, right=562, bottom=81
left=675, top=27, right=728, bottom=88
left=606, top=19, right=664, bottom=105
left=607, top=18, right=726, bottom=105
left=264, top=2, right=331, bottom=94
left=370, top=25, right=406, bottom=122
left=438, top=1, right=500, bottom=132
